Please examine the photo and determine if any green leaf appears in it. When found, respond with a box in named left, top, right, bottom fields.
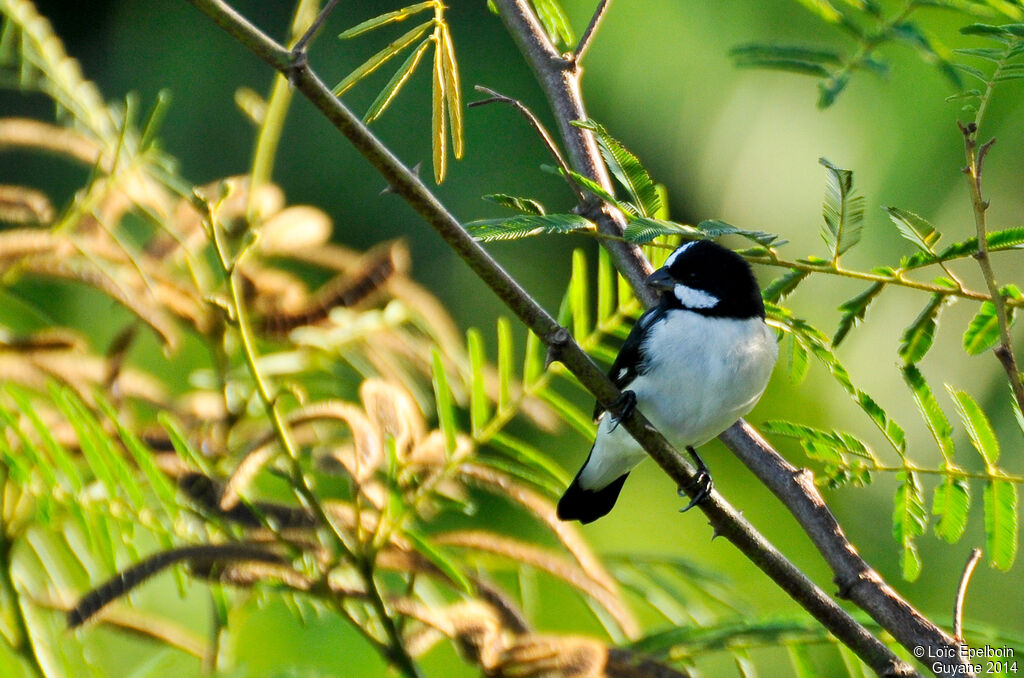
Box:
left=960, top=23, right=1018, bottom=40
left=963, top=284, right=1021, bottom=354
left=94, top=395, right=180, bottom=522
left=763, top=269, right=809, bottom=303
left=899, top=293, right=948, bottom=363
left=787, top=333, right=810, bottom=385
left=464, top=213, right=593, bottom=242
left=730, top=44, right=842, bottom=77
left=818, top=72, right=851, bottom=108
left=762, top=420, right=874, bottom=462
left=483, top=193, right=546, bottom=215
left=767, top=303, right=906, bottom=456
left=891, top=22, right=962, bottom=88
left=333, top=21, right=433, bottom=97
left=933, top=476, right=970, bottom=543
left=885, top=206, right=941, bottom=253
left=833, top=282, right=884, bottom=346
left=530, top=0, right=575, bottom=46
left=597, top=246, right=615, bottom=323
left=431, top=347, right=457, bottom=455
left=573, top=119, right=661, bottom=218
left=893, top=471, right=927, bottom=581
left=403, top=528, right=473, bottom=593
left=488, top=431, right=569, bottom=488
left=820, top=158, right=864, bottom=260
left=570, top=249, right=590, bottom=342
left=437, top=22, right=463, bottom=160
left=49, top=387, right=117, bottom=499
left=5, top=385, right=83, bottom=493
left=788, top=643, right=817, bottom=678
left=339, top=2, right=435, bottom=39
left=947, top=387, right=1000, bottom=468
left=466, top=328, right=489, bottom=436
left=901, top=365, right=955, bottom=464
left=364, top=40, right=431, bottom=123
left=622, top=218, right=701, bottom=244
left=496, top=317, right=514, bottom=412
left=538, top=389, right=594, bottom=440
left=523, top=329, right=543, bottom=387
left=158, top=412, right=214, bottom=476
left=955, top=47, right=1009, bottom=62
left=550, top=166, right=639, bottom=217
left=431, top=29, right=448, bottom=183
left=984, top=479, right=1018, bottom=570
left=697, top=219, right=785, bottom=248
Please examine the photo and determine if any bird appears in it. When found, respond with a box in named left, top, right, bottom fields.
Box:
left=557, top=240, right=778, bottom=524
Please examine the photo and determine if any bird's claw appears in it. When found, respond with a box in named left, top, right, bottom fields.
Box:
left=607, top=390, right=637, bottom=432
left=678, top=469, right=713, bottom=513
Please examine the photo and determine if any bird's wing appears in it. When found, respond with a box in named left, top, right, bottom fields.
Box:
left=593, top=306, right=664, bottom=420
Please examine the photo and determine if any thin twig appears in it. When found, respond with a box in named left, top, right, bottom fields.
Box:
left=960, top=122, right=1024, bottom=419
left=490, top=0, right=656, bottom=305
left=292, top=0, right=339, bottom=55
left=574, top=0, right=613, bottom=63
left=468, top=85, right=586, bottom=202
left=196, top=196, right=424, bottom=678
left=953, top=548, right=982, bottom=642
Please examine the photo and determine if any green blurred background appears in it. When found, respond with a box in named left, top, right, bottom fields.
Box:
left=2, top=0, right=1023, bottom=675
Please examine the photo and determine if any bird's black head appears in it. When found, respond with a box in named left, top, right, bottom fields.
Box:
left=646, top=240, right=766, bottom=319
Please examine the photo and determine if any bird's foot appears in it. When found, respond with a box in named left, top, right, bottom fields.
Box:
left=678, top=446, right=713, bottom=512
left=607, top=390, right=637, bottom=432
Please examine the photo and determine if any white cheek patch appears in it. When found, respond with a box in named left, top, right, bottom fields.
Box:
left=663, top=241, right=698, bottom=269
left=673, top=283, right=719, bottom=309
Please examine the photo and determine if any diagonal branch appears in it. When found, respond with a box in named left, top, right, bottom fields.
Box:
left=494, top=2, right=975, bottom=676
left=182, top=2, right=913, bottom=675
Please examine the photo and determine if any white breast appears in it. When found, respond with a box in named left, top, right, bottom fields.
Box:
left=579, top=310, right=777, bottom=490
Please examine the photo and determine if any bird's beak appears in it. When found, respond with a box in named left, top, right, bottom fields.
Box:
left=645, top=268, right=675, bottom=291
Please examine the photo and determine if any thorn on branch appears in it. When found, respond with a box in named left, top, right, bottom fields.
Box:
left=381, top=163, right=421, bottom=195
left=544, top=327, right=571, bottom=368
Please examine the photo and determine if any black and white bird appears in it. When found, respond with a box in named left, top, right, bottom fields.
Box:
left=557, top=240, right=778, bottom=524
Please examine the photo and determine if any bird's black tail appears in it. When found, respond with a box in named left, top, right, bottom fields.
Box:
left=557, top=464, right=629, bottom=524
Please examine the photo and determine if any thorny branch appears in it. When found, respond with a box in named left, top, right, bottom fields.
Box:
left=182, top=0, right=974, bottom=675
left=960, top=121, right=1024, bottom=419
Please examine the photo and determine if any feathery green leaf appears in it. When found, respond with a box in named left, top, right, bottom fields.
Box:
left=933, top=476, right=971, bottom=543
left=948, top=387, right=1000, bottom=468
left=530, top=0, right=575, bottom=46
left=984, top=479, right=1018, bottom=570
left=364, top=39, right=431, bottom=123
left=333, top=21, right=433, bottom=97
left=833, top=282, right=884, bottom=346
left=570, top=248, right=590, bottom=342
left=431, top=347, right=457, bottom=455
left=763, top=269, right=810, bottom=303
left=899, top=293, right=949, bottom=363
left=901, top=365, right=955, bottom=464
left=893, top=471, right=927, bottom=581
left=483, top=193, right=546, bottom=215
left=338, top=2, right=435, bottom=39
left=404, top=528, right=473, bottom=593
left=465, top=213, right=593, bottom=241
left=885, top=206, right=941, bottom=253
left=496, top=317, right=514, bottom=412
left=573, top=119, right=661, bottom=218
left=963, top=284, right=1021, bottom=354
left=467, top=328, right=489, bottom=436
left=820, top=158, right=864, bottom=260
